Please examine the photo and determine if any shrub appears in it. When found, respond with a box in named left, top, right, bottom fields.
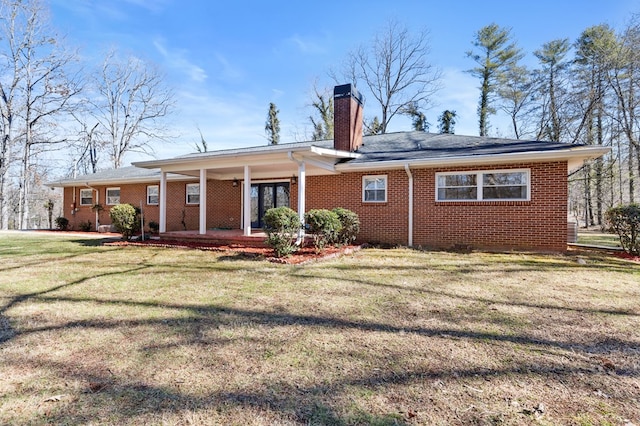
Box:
left=55, top=216, right=69, bottom=231
left=305, top=209, right=341, bottom=252
left=263, top=206, right=301, bottom=257
left=148, top=221, right=160, bottom=234
left=78, top=220, right=92, bottom=232
left=109, top=204, right=140, bottom=240
left=605, top=203, right=640, bottom=255
left=332, top=207, right=360, bottom=245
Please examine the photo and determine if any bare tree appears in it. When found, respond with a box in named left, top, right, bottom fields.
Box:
left=333, top=19, right=441, bottom=134
left=308, top=83, right=333, bottom=141
left=0, top=0, right=81, bottom=229
left=92, top=50, right=174, bottom=169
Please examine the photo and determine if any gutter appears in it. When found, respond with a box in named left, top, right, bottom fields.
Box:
left=404, top=164, right=413, bottom=247
left=335, top=146, right=611, bottom=173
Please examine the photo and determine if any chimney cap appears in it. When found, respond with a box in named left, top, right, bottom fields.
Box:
left=334, top=83, right=364, bottom=106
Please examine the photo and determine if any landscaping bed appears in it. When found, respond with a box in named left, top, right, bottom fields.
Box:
left=104, top=238, right=361, bottom=264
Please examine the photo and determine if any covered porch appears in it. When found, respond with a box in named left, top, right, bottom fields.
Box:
left=133, top=143, right=359, bottom=240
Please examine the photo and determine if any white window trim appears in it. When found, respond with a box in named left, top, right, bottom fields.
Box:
left=436, top=168, right=530, bottom=202
left=362, top=175, right=388, bottom=203
left=147, top=185, right=159, bottom=205
left=106, top=187, right=121, bottom=205
left=186, top=183, right=200, bottom=205
left=79, top=188, right=93, bottom=206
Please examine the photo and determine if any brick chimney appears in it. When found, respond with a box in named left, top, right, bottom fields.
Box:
left=333, top=84, right=364, bottom=152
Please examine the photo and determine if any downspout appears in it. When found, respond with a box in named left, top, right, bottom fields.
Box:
left=404, top=164, right=413, bottom=247
left=288, top=151, right=305, bottom=245
left=85, top=183, right=99, bottom=230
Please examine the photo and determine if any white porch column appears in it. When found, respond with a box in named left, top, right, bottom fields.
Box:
left=243, top=165, right=251, bottom=236
left=159, top=171, right=167, bottom=233
left=297, top=161, right=306, bottom=235
left=199, top=168, right=207, bottom=235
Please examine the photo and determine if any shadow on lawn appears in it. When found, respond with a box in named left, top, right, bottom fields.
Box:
left=2, top=246, right=639, bottom=423
left=4, top=302, right=638, bottom=424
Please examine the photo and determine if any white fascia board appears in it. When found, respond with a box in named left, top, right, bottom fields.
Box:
left=309, top=146, right=361, bottom=159
left=335, top=146, right=611, bottom=173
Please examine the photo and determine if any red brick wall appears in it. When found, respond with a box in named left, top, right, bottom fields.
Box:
left=61, top=161, right=568, bottom=251
left=412, top=162, right=568, bottom=251
left=302, top=170, right=409, bottom=245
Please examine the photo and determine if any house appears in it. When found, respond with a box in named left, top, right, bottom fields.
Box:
left=49, top=84, right=608, bottom=251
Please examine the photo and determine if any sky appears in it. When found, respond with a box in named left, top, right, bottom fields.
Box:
left=48, top=0, right=637, bottom=166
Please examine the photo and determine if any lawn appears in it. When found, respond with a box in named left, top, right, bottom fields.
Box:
left=1, top=232, right=639, bottom=425
left=577, top=229, right=622, bottom=249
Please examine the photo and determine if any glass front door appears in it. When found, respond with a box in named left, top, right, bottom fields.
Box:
left=250, top=182, right=290, bottom=228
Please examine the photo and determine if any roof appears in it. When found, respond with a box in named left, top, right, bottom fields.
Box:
left=49, top=132, right=610, bottom=187
left=339, top=132, right=608, bottom=171
left=47, top=166, right=196, bottom=187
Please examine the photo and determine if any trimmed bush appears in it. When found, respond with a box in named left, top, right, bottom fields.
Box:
left=605, top=203, right=640, bottom=255
left=263, top=206, right=301, bottom=257
left=148, top=221, right=160, bottom=234
left=305, top=209, right=342, bottom=252
left=78, top=220, right=92, bottom=232
left=109, top=203, right=139, bottom=240
left=332, top=207, right=360, bottom=245
left=55, top=216, right=69, bottom=231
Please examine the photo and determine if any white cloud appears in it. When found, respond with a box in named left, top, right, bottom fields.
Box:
left=153, top=38, right=207, bottom=83
left=286, top=34, right=327, bottom=54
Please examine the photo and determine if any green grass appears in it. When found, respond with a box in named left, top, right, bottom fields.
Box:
left=577, top=230, right=622, bottom=248
left=1, top=231, right=639, bottom=425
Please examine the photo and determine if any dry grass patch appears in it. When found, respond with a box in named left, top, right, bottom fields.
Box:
left=0, top=231, right=639, bottom=425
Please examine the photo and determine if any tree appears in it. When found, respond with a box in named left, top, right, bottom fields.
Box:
left=308, top=84, right=333, bottom=140
left=333, top=19, right=441, bottom=134
left=92, top=50, right=174, bottom=169
left=498, top=64, right=534, bottom=139
left=574, top=24, right=617, bottom=227
left=467, top=23, right=523, bottom=136
left=438, top=110, right=457, bottom=134
left=402, top=102, right=429, bottom=131
left=0, top=0, right=81, bottom=229
left=533, top=39, right=571, bottom=141
left=194, top=127, right=208, bottom=153
left=265, top=102, right=280, bottom=145
left=365, top=116, right=383, bottom=135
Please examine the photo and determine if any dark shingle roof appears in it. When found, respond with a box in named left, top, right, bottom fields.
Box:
left=349, top=132, right=580, bottom=164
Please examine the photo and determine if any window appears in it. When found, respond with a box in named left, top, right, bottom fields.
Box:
left=363, top=175, right=387, bottom=202
left=186, top=183, right=200, bottom=204
left=147, top=185, right=159, bottom=205
left=436, top=169, right=530, bottom=201
left=79, top=189, right=93, bottom=206
left=106, top=187, right=120, bottom=205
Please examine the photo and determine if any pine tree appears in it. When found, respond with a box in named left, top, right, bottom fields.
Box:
left=438, top=110, right=457, bottom=134
left=265, top=102, right=280, bottom=145
left=467, top=24, right=523, bottom=136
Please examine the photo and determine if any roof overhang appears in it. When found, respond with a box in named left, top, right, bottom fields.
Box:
left=335, top=145, right=611, bottom=173
left=133, top=145, right=359, bottom=180
left=46, top=172, right=194, bottom=188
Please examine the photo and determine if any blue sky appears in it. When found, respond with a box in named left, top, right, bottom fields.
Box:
left=49, top=0, right=636, bottom=165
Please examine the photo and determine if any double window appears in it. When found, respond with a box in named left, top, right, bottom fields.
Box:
left=186, top=183, right=200, bottom=204
left=436, top=169, right=529, bottom=201
left=147, top=185, right=159, bottom=205
left=363, top=175, right=387, bottom=203
left=106, top=187, right=120, bottom=205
